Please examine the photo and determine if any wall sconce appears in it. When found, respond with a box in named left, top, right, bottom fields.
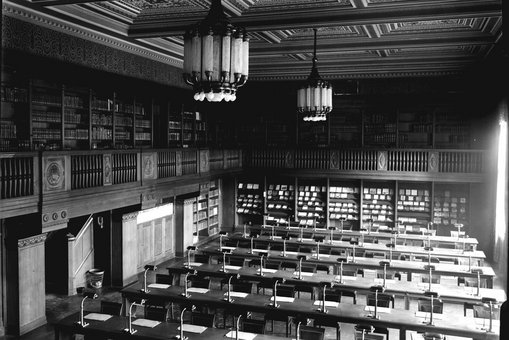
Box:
left=97, top=216, right=104, bottom=229
left=75, top=289, right=98, bottom=327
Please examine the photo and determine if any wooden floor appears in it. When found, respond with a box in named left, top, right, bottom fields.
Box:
left=1, top=254, right=505, bottom=340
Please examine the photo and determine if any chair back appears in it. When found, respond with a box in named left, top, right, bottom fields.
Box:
left=156, top=273, right=173, bottom=285
left=194, top=254, right=210, bottom=264
left=473, top=304, right=501, bottom=319
left=265, top=260, right=281, bottom=270
left=276, top=284, right=295, bottom=297
left=100, top=300, right=122, bottom=315
left=242, top=318, right=266, bottom=334
left=317, top=290, right=341, bottom=303
left=301, top=264, right=317, bottom=273
left=191, top=311, right=215, bottom=327
left=418, top=298, right=444, bottom=314
left=189, top=277, right=210, bottom=289
left=299, top=325, right=325, bottom=340
left=232, top=282, right=253, bottom=294
left=144, top=305, right=168, bottom=321
left=354, top=332, right=386, bottom=340
left=421, top=274, right=441, bottom=284
left=229, top=257, right=245, bottom=267
left=335, top=288, right=357, bottom=304
left=367, top=293, right=394, bottom=308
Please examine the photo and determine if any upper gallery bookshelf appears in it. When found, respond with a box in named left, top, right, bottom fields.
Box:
left=266, top=177, right=295, bottom=225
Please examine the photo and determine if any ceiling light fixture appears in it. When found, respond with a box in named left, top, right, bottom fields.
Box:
left=297, top=28, right=332, bottom=121
left=183, top=0, right=249, bottom=102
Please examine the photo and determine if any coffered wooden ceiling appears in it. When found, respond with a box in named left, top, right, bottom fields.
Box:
left=7, top=0, right=504, bottom=80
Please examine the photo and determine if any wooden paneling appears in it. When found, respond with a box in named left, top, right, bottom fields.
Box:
left=67, top=216, right=94, bottom=295
left=121, top=213, right=138, bottom=286
left=17, top=234, right=47, bottom=335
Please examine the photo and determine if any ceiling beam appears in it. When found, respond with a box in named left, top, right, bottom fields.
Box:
left=127, top=1, right=501, bottom=38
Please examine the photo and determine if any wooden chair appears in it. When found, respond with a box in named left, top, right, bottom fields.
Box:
left=418, top=298, right=444, bottom=314
left=191, top=311, right=216, bottom=327
left=299, top=325, right=325, bottom=340
left=280, top=261, right=298, bottom=271
left=144, top=305, right=168, bottom=322
left=242, top=318, right=266, bottom=334
left=295, top=283, right=315, bottom=299
left=100, top=300, right=122, bottom=315
left=367, top=292, right=395, bottom=308
left=264, top=310, right=291, bottom=337
left=335, top=288, right=358, bottom=304
left=189, top=277, right=210, bottom=289
left=229, top=257, right=245, bottom=267
left=314, top=290, right=341, bottom=339
left=421, top=274, right=441, bottom=284
left=276, top=284, right=295, bottom=297
left=155, top=273, right=174, bottom=285
left=193, top=254, right=210, bottom=264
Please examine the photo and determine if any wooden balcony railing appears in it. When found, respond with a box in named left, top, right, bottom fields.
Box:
left=0, top=153, right=35, bottom=199
left=246, top=148, right=485, bottom=176
left=71, top=154, right=103, bottom=190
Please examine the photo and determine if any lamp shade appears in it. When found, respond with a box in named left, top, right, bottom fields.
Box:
left=183, top=0, right=248, bottom=103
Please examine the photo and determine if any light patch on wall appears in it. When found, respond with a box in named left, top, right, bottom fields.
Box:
left=494, top=109, right=508, bottom=262
left=137, top=203, right=173, bottom=224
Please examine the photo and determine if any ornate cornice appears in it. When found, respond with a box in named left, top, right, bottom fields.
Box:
left=122, top=212, right=139, bottom=221
left=3, top=1, right=182, bottom=67
left=18, top=234, right=47, bottom=248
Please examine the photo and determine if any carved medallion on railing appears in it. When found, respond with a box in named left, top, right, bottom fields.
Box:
left=377, top=151, right=388, bottom=171
left=176, top=151, right=182, bottom=176
left=142, top=153, right=157, bottom=180
left=428, top=151, right=438, bottom=173
left=43, top=156, right=66, bottom=192
left=330, top=150, right=339, bottom=170
left=200, top=150, right=210, bottom=173
left=285, top=150, right=294, bottom=168
left=103, top=154, right=112, bottom=185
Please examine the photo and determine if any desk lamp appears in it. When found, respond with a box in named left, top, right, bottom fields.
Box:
left=124, top=299, right=146, bottom=334
left=479, top=297, right=497, bottom=332
left=339, top=217, right=346, bottom=232
left=263, top=213, right=269, bottom=227
left=75, top=289, right=98, bottom=328
left=313, top=216, right=317, bottom=231
left=379, top=260, right=391, bottom=288
left=176, top=305, right=195, bottom=340
left=423, top=291, right=439, bottom=326
left=386, top=243, right=395, bottom=263
left=367, top=218, right=373, bottom=234
left=317, top=281, right=335, bottom=313
left=224, top=273, right=241, bottom=303
left=243, top=223, right=248, bottom=238
left=220, top=248, right=232, bottom=273
left=218, top=231, right=227, bottom=250
left=248, top=231, right=259, bottom=254
left=235, top=314, right=243, bottom=340
left=472, top=269, right=483, bottom=296
left=181, top=270, right=198, bottom=297
left=257, top=251, right=268, bottom=276
left=328, top=226, right=336, bottom=244
left=298, top=224, right=304, bottom=242
left=184, top=246, right=197, bottom=269
left=281, top=235, right=291, bottom=257
left=140, top=264, right=157, bottom=293
left=424, top=245, right=434, bottom=268
left=367, top=285, right=385, bottom=319
left=355, top=324, right=375, bottom=340
left=424, top=264, right=435, bottom=292
left=269, top=222, right=275, bottom=240
left=336, top=258, right=347, bottom=284
left=350, top=238, right=359, bottom=263
left=314, top=236, right=324, bottom=260
left=269, top=277, right=285, bottom=308
left=427, top=221, right=433, bottom=234
left=454, top=223, right=464, bottom=239
left=295, top=255, right=307, bottom=280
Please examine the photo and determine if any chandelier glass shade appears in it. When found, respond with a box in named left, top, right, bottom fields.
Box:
left=183, top=0, right=249, bottom=102
left=297, top=28, right=332, bottom=121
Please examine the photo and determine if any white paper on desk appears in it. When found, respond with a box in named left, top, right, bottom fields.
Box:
left=283, top=251, right=299, bottom=256
left=414, top=311, right=443, bottom=320
left=221, top=246, right=237, bottom=251
left=271, top=236, right=282, bottom=239
left=300, top=238, right=315, bottom=242
left=474, top=318, right=500, bottom=328
left=224, top=265, right=242, bottom=270
left=288, top=226, right=300, bottom=230
left=292, top=272, right=314, bottom=277
left=224, top=291, right=249, bottom=298
left=270, top=296, right=295, bottom=303
left=313, top=300, right=339, bottom=308
left=262, top=268, right=277, bottom=273
left=132, top=318, right=161, bottom=328
left=373, top=278, right=396, bottom=284
left=177, top=324, right=207, bottom=334
left=84, top=313, right=112, bottom=321
left=364, top=306, right=392, bottom=314
left=225, top=330, right=257, bottom=340
left=251, top=249, right=267, bottom=253
left=335, top=275, right=357, bottom=281
left=148, top=283, right=171, bottom=289
left=313, top=254, right=330, bottom=258
left=184, top=262, right=204, bottom=267
left=187, top=287, right=209, bottom=294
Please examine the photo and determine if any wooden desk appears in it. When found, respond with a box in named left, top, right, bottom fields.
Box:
left=121, top=283, right=500, bottom=340
left=53, top=311, right=281, bottom=340
left=247, top=225, right=479, bottom=249
left=227, top=234, right=486, bottom=264
left=199, top=244, right=497, bottom=288
left=167, top=261, right=507, bottom=308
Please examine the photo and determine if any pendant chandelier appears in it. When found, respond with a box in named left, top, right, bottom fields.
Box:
left=183, top=0, right=249, bottom=102
left=297, top=28, right=333, bottom=121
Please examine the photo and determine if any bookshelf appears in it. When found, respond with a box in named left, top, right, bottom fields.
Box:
left=0, top=77, right=30, bottom=151
left=330, top=109, right=362, bottom=147
left=194, top=193, right=209, bottom=238
left=91, top=90, right=114, bottom=149
left=363, top=110, right=397, bottom=148
left=362, top=181, right=395, bottom=230
left=113, top=93, right=134, bottom=149
left=63, top=85, right=90, bottom=149
left=433, top=183, right=469, bottom=235
left=434, top=109, right=470, bottom=149
left=134, top=97, right=152, bottom=148
left=397, top=110, right=433, bottom=148
left=328, top=180, right=360, bottom=230
left=236, top=178, right=264, bottom=225
left=396, top=181, right=432, bottom=232
left=31, top=80, right=63, bottom=151
left=208, top=180, right=221, bottom=235
left=297, top=179, right=327, bottom=228
left=266, top=178, right=295, bottom=225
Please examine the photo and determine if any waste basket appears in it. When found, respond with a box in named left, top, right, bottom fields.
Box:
left=86, top=268, right=104, bottom=288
